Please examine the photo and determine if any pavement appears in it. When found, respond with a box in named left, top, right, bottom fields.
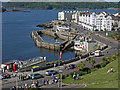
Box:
left=2, top=21, right=119, bottom=89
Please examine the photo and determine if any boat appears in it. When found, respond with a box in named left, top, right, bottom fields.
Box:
left=74, top=40, right=84, bottom=51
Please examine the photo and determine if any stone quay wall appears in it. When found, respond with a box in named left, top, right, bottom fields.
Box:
left=31, top=31, right=60, bottom=51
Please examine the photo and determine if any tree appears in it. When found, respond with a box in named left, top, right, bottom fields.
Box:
left=88, top=58, right=95, bottom=67
left=101, top=56, right=107, bottom=62
left=75, top=61, right=85, bottom=70
left=101, top=56, right=109, bottom=64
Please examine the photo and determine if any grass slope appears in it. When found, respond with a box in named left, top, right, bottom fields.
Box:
left=62, top=59, right=118, bottom=88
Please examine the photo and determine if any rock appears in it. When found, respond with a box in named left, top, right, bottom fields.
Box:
left=36, top=22, right=53, bottom=28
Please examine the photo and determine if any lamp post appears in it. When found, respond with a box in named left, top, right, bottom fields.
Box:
left=15, top=70, right=18, bottom=89
left=59, top=70, right=62, bottom=88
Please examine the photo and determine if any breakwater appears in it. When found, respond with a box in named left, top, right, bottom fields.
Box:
left=31, top=31, right=60, bottom=51
left=31, top=29, right=76, bottom=51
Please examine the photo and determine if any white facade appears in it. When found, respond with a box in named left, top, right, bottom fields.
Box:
left=74, top=40, right=97, bottom=52
left=58, top=11, right=113, bottom=31
left=58, top=11, right=65, bottom=20
left=78, top=12, right=112, bottom=31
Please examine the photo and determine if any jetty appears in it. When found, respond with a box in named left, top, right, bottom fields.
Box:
left=31, top=29, right=77, bottom=51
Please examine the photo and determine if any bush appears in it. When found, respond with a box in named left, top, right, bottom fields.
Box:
left=90, top=68, right=97, bottom=72
left=65, top=74, right=69, bottom=77
left=69, top=72, right=74, bottom=78
left=82, top=67, right=91, bottom=74
left=100, top=61, right=108, bottom=67
left=62, top=75, right=65, bottom=79
left=94, top=64, right=101, bottom=69
left=69, top=71, right=88, bottom=77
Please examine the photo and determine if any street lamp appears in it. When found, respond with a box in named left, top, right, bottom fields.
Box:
left=15, top=70, right=18, bottom=89
left=59, top=70, right=63, bottom=88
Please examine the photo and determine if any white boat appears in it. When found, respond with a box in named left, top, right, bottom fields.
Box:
left=74, top=40, right=84, bottom=51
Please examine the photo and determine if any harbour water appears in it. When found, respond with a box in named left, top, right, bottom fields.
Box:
left=2, top=9, right=118, bottom=62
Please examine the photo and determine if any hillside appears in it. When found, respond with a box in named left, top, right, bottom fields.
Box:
left=62, top=55, right=119, bottom=88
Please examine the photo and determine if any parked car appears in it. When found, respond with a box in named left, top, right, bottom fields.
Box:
left=28, top=73, right=44, bottom=79
left=69, top=64, right=75, bottom=69
left=45, top=70, right=58, bottom=76
left=2, top=73, right=11, bottom=79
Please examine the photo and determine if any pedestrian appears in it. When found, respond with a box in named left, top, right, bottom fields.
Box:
left=107, top=69, right=110, bottom=73
left=25, top=83, right=29, bottom=88
left=54, top=63, right=56, bottom=67
left=46, top=79, right=49, bottom=85
left=73, top=72, right=76, bottom=81
left=31, top=81, right=36, bottom=88
left=55, top=79, right=58, bottom=84
left=42, top=79, right=45, bottom=85
left=21, top=86, right=24, bottom=90
left=111, top=67, right=113, bottom=72
left=77, top=74, right=79, bottom=80
left=58, top=79, right=61, bottom=87
left=18, top=75, right=20, bottom=79
left=20, top=74, right=22, bottom=80
left=51, top=74, right=54, bottom=78
left=58, top=61, right=61, bottom=66
left=35, top=80, right=39, bottom=87
left=52, top=78, right=55, bottom=84
left=22, top=73, right=24, bottom=80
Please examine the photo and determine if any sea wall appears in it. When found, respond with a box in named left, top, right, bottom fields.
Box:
left=31, top=31, right=60, bottom=51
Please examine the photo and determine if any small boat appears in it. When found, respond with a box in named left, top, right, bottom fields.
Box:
left=74, top=40, right=84, bottom=51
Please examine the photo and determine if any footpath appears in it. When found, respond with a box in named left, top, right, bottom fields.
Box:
left=2, top=58, right=86, bottom=85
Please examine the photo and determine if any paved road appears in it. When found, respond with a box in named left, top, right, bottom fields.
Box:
left=2, top=22, right=119, bottom=89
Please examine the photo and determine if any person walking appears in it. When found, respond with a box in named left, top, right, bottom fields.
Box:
left=46, top=79, right=49, bottom=85
left=54, top=63, right=56, bottom=67
left=73, top=72, right=76, bottom=81
left=35, top=80, right=39, bottom=87
left=42, top=79, right=45, bottom=85
left=110, top=67, right=113, bottom=72
left=51, top=74, right=54, bottom=78
left=77, top=74, right=79, bottom=80
left=52, top=78, right=55, bottom=84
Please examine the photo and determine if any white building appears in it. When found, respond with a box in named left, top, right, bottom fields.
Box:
left=58, top=11, right=113, bottom=31
left=58, top=11, right=65, bottom=20
left=74, top=40, right=97, bottom=52
left=78, top=12, right=112, bottom=31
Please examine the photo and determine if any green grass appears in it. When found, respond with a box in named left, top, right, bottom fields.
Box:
left=84, top=80, right=118, bottom=88
left=62, top=59, right=118, bottom=88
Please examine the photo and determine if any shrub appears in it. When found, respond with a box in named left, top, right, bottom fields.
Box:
left=69, top=72, right=74, bottom=78
left=90, top=68, right=97, bottom=72
left=75, top=61, right=85, bottom=70
left=94, top=64, right=101, bottom=69
left=82, top=67, right=91, bottom=74
left=62, top=75, right=65, bottom=79
left=100, top=61, right=107, bottom=67
left=65, top=74, right=69, bottom=77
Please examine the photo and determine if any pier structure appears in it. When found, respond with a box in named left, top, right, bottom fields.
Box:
left=31, top=29, right=78, bottom=51
left=31, top=31, right=60, bottom=51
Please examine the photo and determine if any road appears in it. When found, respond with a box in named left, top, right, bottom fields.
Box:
left=2, top=21, right=119, bottom=88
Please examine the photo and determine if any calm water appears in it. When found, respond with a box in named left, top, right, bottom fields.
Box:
left=2, top=9, right=118, bottom=62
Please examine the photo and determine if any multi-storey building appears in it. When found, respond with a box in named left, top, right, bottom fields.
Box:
left=58, top=11, right=113, bottom=31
